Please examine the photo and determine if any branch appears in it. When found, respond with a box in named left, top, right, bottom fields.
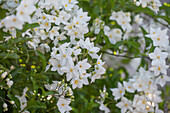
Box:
left=145, top=14, right=170, bottom=29
left=101, top=51, right=148, bottom=59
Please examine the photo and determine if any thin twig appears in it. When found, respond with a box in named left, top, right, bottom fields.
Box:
left=145, top=14, right=170, bottom=29
left=101, top=51, right=146, bottom=59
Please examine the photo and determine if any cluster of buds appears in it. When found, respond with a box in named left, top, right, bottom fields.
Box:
left=0, top=70, right=14, bottom=89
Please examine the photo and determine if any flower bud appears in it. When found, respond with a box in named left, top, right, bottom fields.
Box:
left=6, top=78, right=10, bottom=82
left=1, top=72, right=7, bottom=79
left=7, top=80, right=14, bottom=87
left=10, top=101, right=15, bottom=104
left=3, top=103, right=7, bottom=108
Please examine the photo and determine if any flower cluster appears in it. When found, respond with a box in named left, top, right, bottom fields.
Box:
left=46, top=38, right=106, bottom=89
left=108, top=27, right=170, bottom=113
left=110, top=11, right=132, bottom=32
left=0, top=0, right=106, bottom=112
left=45, top=81, right=73, bottom=113
left=133, top=0, right=162, bottom=13
left=0, top=70, right=13, bottom=89
left=96, top=86, right=110, bottom=113
left=0, top=0, right=37, bottom=30
left=102, top=11, right=143, bottom=45
left=91, top=18, right=105, bottom=34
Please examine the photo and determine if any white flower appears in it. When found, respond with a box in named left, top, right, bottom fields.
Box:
left=53, top=32, right=67, bottom=46
left=16, top=0, right=36, bottom=22
left=40, top=20, right=51, bottom=31
left=134, top=14, right=143, bottom=25
left=110, top=82, right=125, bottom=100
left=62, top=0, right=77, bottom=11
left=59, top=10, right=71, bottom=25
left=104, top=26, right=122, bottom=44
left=61, top=60, right=79, bottom=81
left=155, top=75, right=170, bottom=87
left=99, top=102, right=110, bottom=113
left=71, top=78, right=83, bottom=89
left=132, top=77, right=148, bottom=92
left=39, top=43, right=50, bottom=53
left=132, top=95, right=148, bottom=111
left=4, top=15, right=24, bottom=29
left=123, top=81, right=135, bottom=93
left=49, top=27, right=60, bottom=40
left=149, top=47, right=168, bottom=64
left=147, top=28, right=169, bottom=48
left=77, top=59, right=91, bottom=74
left=77, top=8, right=91, bottom=22
left=57, top=97, right=72, bottom=113
left=96, top=54, right=105, bottom=66
left=46, top=15, right=60, bottom=25
left=15, top=87, right=28, bottom=111
left=116, top=97, right=133, bottom=113
left=150, top=61, right=169, bottom=76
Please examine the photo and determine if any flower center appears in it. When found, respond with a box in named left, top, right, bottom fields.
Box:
left=75, top=32, right=78, bottom=35
left=13, top=18, right=16, bottom=22
left=158, top=67, right=161, bottom=70
left=157, top=38, right=160, bottom=41
left=116, top=30, right=120, bottom=34
left=69, top=26, right=72, bottom=29
left=70, top=69, right=73, bottom=72
left=42, top=16, right=46, bottom=19
left=20, top=11, right=24, bottom=15
left=62, top=103, right=65, bottom=106
left=63, top=55, right=66, bottom=57
left=75, top=80, right=78, bottom=84
left=119, top=90, right=122, bottom=93
left=157, top=56, right=160, bottom=59
left=45, top=23, right=49, bottom=26
left=76, top=22, right=79, bottom=25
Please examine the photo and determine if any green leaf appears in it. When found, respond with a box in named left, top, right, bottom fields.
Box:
left=35, top=50, right=47, bottom=72
left=26, top=100, right=47, bottom=110
left=8, top=37, right=31, bottom=44
left=30, top=77, right=38, bottom=93
left=7, top=94, right=21, bottom=110
left=114, top=41, right=124, bottom=50
left=0, top=28, right=11, bottom=41
left=0, top=52, right=20, bottom=59
left=0, top=8, right=7, bottom=19
left=22, top=23, right=39, bottom=32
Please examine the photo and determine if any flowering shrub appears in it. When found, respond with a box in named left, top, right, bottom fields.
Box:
left=0, top=0, right=170, bottom=113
